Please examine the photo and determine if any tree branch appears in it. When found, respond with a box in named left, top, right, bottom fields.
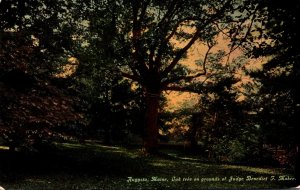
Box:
left=160, top=28, right=201, bottom=78
left=224, top=8, right=258, bottom=65
left=165, top=17, right=201, bottom=42
left=161, top=43, right=213, bottom=86
left=121, top=71, right=141, bottom=82
left=151, top=1, right=182, bottom=70
left=157, top=1, right=179, bottom=28
left=163, top=85, right=203, bottom=94
left=131, top=0, right=149, bottom=76
left=160, top=0, right=233, bottom=78
left=139, top=0, right=151, bottom=22
left=128, top=63, right=141, bottom=78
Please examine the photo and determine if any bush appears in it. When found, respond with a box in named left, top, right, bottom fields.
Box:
left=207, top=133, right=264, bottom=164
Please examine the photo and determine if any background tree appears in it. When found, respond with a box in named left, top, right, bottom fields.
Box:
left=67, top=2, right=147, bottom=144
left=178, top=53, right=264, bottom=163
left=0, top=0, right=83, bottom=151
left=244, top=0, right=300, bottom=181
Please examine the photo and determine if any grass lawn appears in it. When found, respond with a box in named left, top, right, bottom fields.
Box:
left=0, top=142, right=297, bottom=190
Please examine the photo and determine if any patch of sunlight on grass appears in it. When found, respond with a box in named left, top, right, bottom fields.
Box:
left=165, top=152, right=203, bottom=162
left=59, top=142, right=123, bottom=152
left=123, top=151, right=138, bottom=158
left=94, top=144, right=121, bottom=150
left=24, top=178, right=51, bottom=184
left=77, top=142, right=138, bottom=159
left=151, top=162, right=170, bottom=167
left=109, top=150, right=126, bottom=154
left=195, top=164, right=211, bottom=169
left=220, top=164, right=282, bottom=175
left=178, top=156, right=200, bottom=161
left=149, top=159, right=173, bottom=167
left=60, top=143, right=85, bottom=149
left=195, top=165, right=203, bottom=169
left=0, top=146, right=9, bottom=150
left=166, top=153, right=178, bottom=157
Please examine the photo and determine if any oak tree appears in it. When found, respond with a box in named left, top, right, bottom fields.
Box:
left=83, top=0, right=258, bottom=153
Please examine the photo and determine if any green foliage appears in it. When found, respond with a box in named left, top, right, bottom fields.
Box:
left=74, top=74, right=145, bottom=143
left=210, top=129, right=263, bottom=164
left=0, top=0, right=78, bottom=76
left=182, top=53, right=266, bottom=163
left=246, top=0, right=300, bottom=172
left=0, top=0, right=84, bottom=151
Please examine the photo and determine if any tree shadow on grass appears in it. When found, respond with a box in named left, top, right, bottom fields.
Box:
left=0, top=143, right=150, bottom=182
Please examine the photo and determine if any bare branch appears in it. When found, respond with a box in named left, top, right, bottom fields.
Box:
left=213, top=21, right=231, bottom=38
left=160, top=29, right=201, bottom=78
left=161, top=43, right=213, bottom=86
left=160, top=0, right=233, bottom=78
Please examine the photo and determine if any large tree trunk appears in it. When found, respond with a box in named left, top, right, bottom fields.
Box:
left=143, top=91, right=160, bottom=154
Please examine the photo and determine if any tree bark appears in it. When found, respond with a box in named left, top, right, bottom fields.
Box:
left=143, top=91, right=160, bottom=154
